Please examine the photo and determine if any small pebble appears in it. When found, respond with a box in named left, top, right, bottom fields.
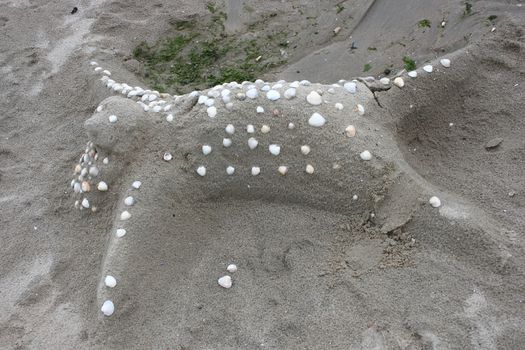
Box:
left=120, top=211, right=131, bottom=220
left=101, top=300, right=114, bottom=316
left=227, top=264, right=237, bottom=273
left=256, top=106, right=264, bottom=113
left=357, top=104, right=365, bottom=115
left=408, top=71, right=418, bottom=78
left=380, top=77, right=390, bottom=85
left=97, top=181, right=108, bottom=191
left=207, top=106, right=217, bottom=118
left=278, top=166, right=288, bottom=175
left=104, top=275, right=117, bottom=288
left=81, top=198, right=90, bottom=208
left=116, top=228, right=126, bottom=238
left=352, top=194, right=358, bottom=200
left=301, top=145, right=311, bottom=155
left=202, top=145, right=212, bottom=155
left=306, top=91, right=322, bottom=105
left=269, top=144, right=281, bottom=156
left=251, top=167, right=261, bottom=176
left=226, top=166, right=235, bottom=175
left=132, top=181, right=141, bottom=189
left=103, top=157, right=109, bottom=164
left=305, top=164, right=314, bottom=174
left=246, top=88, right=258, bottom=99
left=288, top=122, right=295, bottom=130
left=485, top=137, right=503, bottom=149
left=284, top=88, right=296, bottom=99
left=335, top=103, right=344, bottom=110
left=218, top=275, right=232, bottom=289
left=196, top=166, right=206, bottom=177
left=108, top=115, right=118, bottom=123
left=360, top=150, right=372, bottom=161
left=429, top=196, right=441, bottom=208
left=124, top=196, right=134, bottom=206
left=166, top=114, right=174, bottom=122
left=308, top=112, right=326, bottom=127
left=261, top=125, right=270, bottom=134
left=246, top=125, right=255, bottom=133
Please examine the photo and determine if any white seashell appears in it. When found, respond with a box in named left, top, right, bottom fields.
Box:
left=101, top=300, right=115, bottom=316
left=423, top=65, right=433, bottom=73
left=290, top=81, right=299, bottom=88
left=345, top=125, right=356, bottom=137
left=335, top=103, right=344, bottom=110
left=116, top=228, right=126, bottom=238
left=81, top=198, right=90, bottom=208
left=266, top=90, right=280, bottom=101
left=357, top=104, right=365, bottom=115
left=380, top=77, right=390, bottom=85
left=132, top=181, right=141, bottom=189
left=246, top=125, right=255, bottom=133
left=306, top=91, right=322, bottom=105
left=360, top=150, right=372, bottom=161
left=90, top=61, right=98, bottom=66
left=300, top=80, right=311, bottom=86
left=261, top=125, right=270, bottom=133
left=104, top=275, right=117, bottom=288
left=163, top=152, right=172, bottom=161
left=148, top=94, right=157, bottom=102
left=152, top=106, right=162, bottom=113
left=261, top=85, right=270, bottom=92
left=246, top=88, right=259, bottom=99
left=393, top=77, right=405, bottom=88
left=103, top=157, right=109, bottom=164
left=269, top=144, right=281, bottom=156
left=284, top=88, right=296, bottom=99
left=202, top=145, right=212, bottom=155
left=272, top=83, right=283, bottom=89
left=124, top=196, right=134, bottom=206
left=278, top=166, right=288, bottom=175
left=218, top=275, right=232, bottom=288
left=301, top=145, right=311, bottom=155
left=120, top=211, right=131, bottom=220
left=305, top=164, right=314, bottom=174
left=251, top=166, right=261, bottom=176
left=166, top=114, right=174, bottom=122
left=225, top=124, right=235, bottom=135
left=108, top=115, right=118, bottom=123
left=353, top=194, right=358, bottom=200
left=81, top=181, right=91, bottom=192
left=440, top=58, right=451, bottom=68
left=225, top=102, right=234, bottom=110
left=198, top=95, right=208, bottom=104
left=308, top=112, right=326, bottom=127
left=288, top=123, right=295, bottom=129
left=256, top=106, right=264, bottom=113
left=223, top=138, right=232, bottom=147
left=74, top=182, right=82, bottom=193
left=97, top=181, right=108, bottom=191
left=96, top=105, right=103, bottom=112
left=429, top=196, right=442, bottom=208
left=408, top=71, right=418, bottom=78
left=207, top=106, right=217, bottom=118
left=103, top=70, right=111, bottom=76
left=227, top=264, right=237, bottom=273
left=248, top=138, right=258, bottom=150
left=94, top=67, right=102, bottom=72
left=89, top=166, right=99, bottom=176
left=328, top=87, right=335, bottom=94
left=226, top=166, right=235, bottom=175
left=196, top=166, right=206, bottom=177
left=344, top=82, right=357, bottom=93
left=163, top=104, right=172, bottom=111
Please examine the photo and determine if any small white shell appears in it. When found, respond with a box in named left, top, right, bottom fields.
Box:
left=345, top=125, right=356, bottom=137
left=225, top=124, right=235, bottom=135
left=218, top=275, right=232, bottom=288
left=306, top=91, right=322, bottom=105
left=163, top=152, right=172, bottom=161
left=261, top=125, right=270, bottom=133
left=196, top=166, right=206, bottom=177
left=116, top=228, right=126, bottom=237
left=81, top=198, right=90, bottom=208
left=227, top=264, right=237, bottom=273
left=166, top=114, right=174, bottom=122
left=246, top=124, right=255, bottom=133
left=305, top=164, right=314, bottom=174
left=393, top=77, right=405, bottom=88
left=278, top=166, right=288, bottom=175
left=132, top=180, right=141, bottom=189
left=344, top=82, right=357, bottom=93
left=269, top=144, right=281, bottom=156
left=301, top=145, right=311, bottom=155
left=357, top=104, right=365, bottom=115
left=251, top=166, right=261, bottom=176
left=108, top=115, right=118, bottom=123
left=308, top=112, right=326, bottom=127
left=440, top=59, right=451, bottom=68
left=429, top=196, right=442, bottom=208
left=288, top=122, right=295, bottom=130
left=248, top=138, right=258, bottom=150
left=202, top=145, right=212, bottom=155
left=226, top=166, right=235, bottom=175
left=101, top=300, right=115, bottom=316
left=223, top=138, right=232, bottom=147
left=103, top=157, right=109, bottom=164
left=207, top=106, right=217, bottom=118
left=335, top=103, right=344, bottom=110
left=423, top=65, right=433, bottom=73
left=120, top=211, right=131, bottom=220
left=246, top=88, right=259, bottom=99
left=124, top=196, right=134, bottom=206
left=408, top=71, right=418, bottom=78
left=256, top=106, right=264, bottom=113
left=104, top=276, right=117, bottom=288
left=380, top=77, right=390, bottom=85
left=266, top=90, right=280, bottom=101
left=284, top=88, right=296, bottom=99
left=97, top=181, right=108, bottom=191
left=360, top=150, right=372, bottom=161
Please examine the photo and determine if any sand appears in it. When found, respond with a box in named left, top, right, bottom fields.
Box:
left=0, top=0, right=524, bottom=349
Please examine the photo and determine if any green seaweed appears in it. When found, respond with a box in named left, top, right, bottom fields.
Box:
left=363, top=63, right=372, bottom=72
left=418, top=19, right=431, bottom=28
left=403, top=56, right=416, bottom=71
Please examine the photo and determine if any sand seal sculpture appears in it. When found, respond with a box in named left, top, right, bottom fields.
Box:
left=72, top=59, right=456, bottom=317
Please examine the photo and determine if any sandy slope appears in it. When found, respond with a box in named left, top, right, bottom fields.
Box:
left=0, top=0, right=524, bottom=349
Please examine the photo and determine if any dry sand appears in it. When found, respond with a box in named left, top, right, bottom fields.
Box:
left=0, top=0, right=524, bottom=349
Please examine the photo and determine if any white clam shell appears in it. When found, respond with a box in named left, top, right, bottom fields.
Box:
left=101, top=300, right=115, bottom=316
left=218, top=275, right=232, bottom=288
left=308, top=112, right=326, bottom=127
left=104, top=275, right=117, bottom=288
